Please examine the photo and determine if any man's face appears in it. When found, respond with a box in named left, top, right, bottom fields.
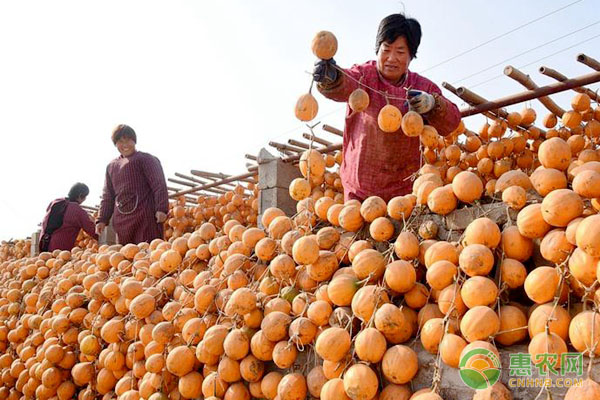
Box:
left=377, top=36, right=412, bottom=82
left=116, top=137, right=136, bottom=157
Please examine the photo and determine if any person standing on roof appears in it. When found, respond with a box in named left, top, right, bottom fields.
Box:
left=313, top=13, right=461, bottom=202
left=96, top=124, right=169, bottom=244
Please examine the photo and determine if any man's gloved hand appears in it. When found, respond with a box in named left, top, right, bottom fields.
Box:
left=407, top=89, right=436, bottom=114
left=313, top=58, right=339, bottom=86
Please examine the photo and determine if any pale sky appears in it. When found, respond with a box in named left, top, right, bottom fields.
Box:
left=1, top=0, right=599, bottom=241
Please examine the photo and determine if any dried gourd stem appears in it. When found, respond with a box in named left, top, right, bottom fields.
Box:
left=586, top=311, right=598, bottom=378
left=290, top=334, right=305, bottom=354
left=186, top=332, right=197, bottom=347
left=505, top=206, right=514, bottom=225
left=544, top=268, right=567, bottom=334
left=580, top=281, right=598, bottom=311
left=410, top=280, right=437, bottom=347
left=309, top=344, right=317, bottom=370
left=382, top=245, right=395, bottom=264
left=431, top=353, right=443, bottom=394
left=494, top=325, right=528, bottom=336
left=365, top=286, right=384, bottom=329
left=329, top=353, right=350, bottom=377
left=403, top=170, right=420, bottom=183
left=356, top=272, right=375, bottom=287
left=336, top=230, right=361, bottom=269
left=432, top=276, right=462, bottom=394
left=494, top=245, right=507, bottom=314
left=534, top=265, right=569, bottom=400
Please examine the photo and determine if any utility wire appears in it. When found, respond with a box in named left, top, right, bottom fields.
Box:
left=452, top=20, right=600, bottom=85
left=421, top=0, right=585, bottom=73
left=467, top=32, right=600, bottom=90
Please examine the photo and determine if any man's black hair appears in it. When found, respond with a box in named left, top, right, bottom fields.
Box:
left=375, top=13, right=422, bottom=58
left=111, top=124, right=137, bottom=145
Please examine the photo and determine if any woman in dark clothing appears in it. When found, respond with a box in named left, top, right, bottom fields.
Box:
left=39, top=183, right=98, bottom=252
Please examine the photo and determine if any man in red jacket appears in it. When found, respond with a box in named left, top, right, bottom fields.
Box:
left=96, top=124, right=169, bottom=244
left=314, top=13, right=461, bottom=201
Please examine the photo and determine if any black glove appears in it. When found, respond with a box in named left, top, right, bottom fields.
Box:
left=313, top=58, right=339, bottom=86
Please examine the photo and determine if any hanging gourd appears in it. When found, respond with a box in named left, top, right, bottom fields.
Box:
left=348, top=88, right=370, bottom=113
left=401, top=110, right=424, bottom=137
left=311, top=31, right=338, bottom=60
left=295, top=93, right=319, bottom=122
left=378, top=98, right=402, bottom=133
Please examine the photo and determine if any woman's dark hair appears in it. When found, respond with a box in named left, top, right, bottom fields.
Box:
left=111, top=124, right=137, bottom=145
left=68, top=183, right=90, bottom=202
left=375, top=13, right=422, bottom=58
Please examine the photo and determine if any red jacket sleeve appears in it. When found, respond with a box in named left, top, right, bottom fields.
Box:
left=423, top=82, right=461, bottom=137
left=98, top=166, right=115, bottom=224
left=316, top=63, right=363, bottom=103
left=142, top=155, right=169, bottom=215
left=76, top=206, right=99, bottom=240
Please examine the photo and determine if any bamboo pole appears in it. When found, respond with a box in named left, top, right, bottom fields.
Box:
left=191, top=169, right=256, bottom=183
left=269, top=141, right=304, bottom=153
left=169, top=171, right=257, bottom=198
left=183, top=196, right=198, bottom=204
left=175, top=172, right=206, bottom=185
left=168, top=178, right=195, bottom=187
left=189, top=171, right=235, bottom=189
left=539, top=66, right=599, bottom=101
left=191, top=170, right=229, bottom=179
left=174, top=173, right=228, bottom=192
left=322, top=124, right=343, bottom=136
left=503, top=65, right=566, bottom=117
left=443, top=82, right=530, bottom=131
left=302, top=133, right=332, bottom=146
left=460, top=71, right=600, bottom=118
left=282, top=142, right=342, bottom=163
left=447, top=83, right=508, bottom=118
left=577, top=53, right=600, bottom=71
left=443, top=82, right=503, bottom=123
left=288, top=139, right=323, bottom=149
left=287, top=139, right=309, bottom=149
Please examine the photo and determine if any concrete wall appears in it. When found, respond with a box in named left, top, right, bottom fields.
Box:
left=257, top=148, right=302, bottom=227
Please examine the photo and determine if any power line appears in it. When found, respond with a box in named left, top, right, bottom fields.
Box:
left=452, top=20, right=600, bottom=85
left=466, top=32, right=600, bottom=90
left=519, top=32, right=600, bottom=68
left=421, top=0, right=585, bottom=73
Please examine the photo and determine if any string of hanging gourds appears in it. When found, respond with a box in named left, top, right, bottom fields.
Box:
left=294, top=31, right=436, bottom=139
